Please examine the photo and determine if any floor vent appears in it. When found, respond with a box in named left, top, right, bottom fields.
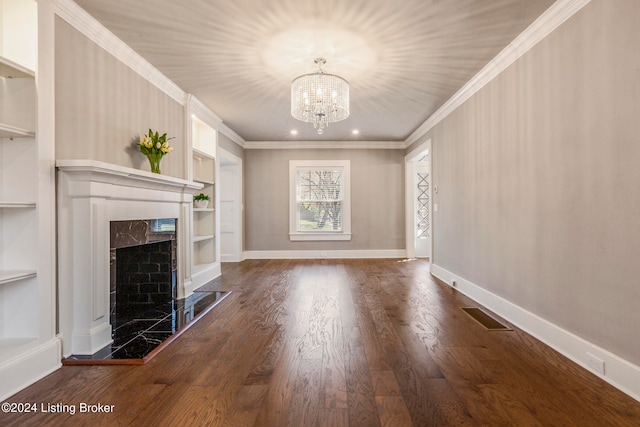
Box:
left=461, top=307, right=512, bottom=331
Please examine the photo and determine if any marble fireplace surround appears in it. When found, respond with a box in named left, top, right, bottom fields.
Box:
left=110, top=219, right=178, bottom=331
left=57, top=160, right=202, bottom=356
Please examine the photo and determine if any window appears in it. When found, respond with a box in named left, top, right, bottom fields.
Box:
left=290, top=160, right=351, bottom=241
left=416, top=172, right=430, bottom=239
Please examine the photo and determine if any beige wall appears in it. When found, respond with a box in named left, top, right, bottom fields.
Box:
left=55, top=18, right=186, bottom=179
left=424, top=0, right=640, bottom=365
left=245, top=148, right=404, bottom=251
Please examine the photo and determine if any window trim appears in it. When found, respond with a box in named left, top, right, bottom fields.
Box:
left=289, top=160, right=351, bottom=241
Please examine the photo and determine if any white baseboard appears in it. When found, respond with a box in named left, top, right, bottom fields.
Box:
left=244, top=249, right=407, bottom=259
left=71, top=322, right=113, bottom=356
left=190, top=262, right=222, bottom=293
left=221, top=254, right=243, bottom=262
left=431, top=263, right=640, bottom=402
left=0, top=337, right=62, bottom=402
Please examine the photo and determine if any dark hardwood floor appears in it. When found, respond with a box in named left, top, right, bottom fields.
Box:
left=2, top=259, right=640, bottom=426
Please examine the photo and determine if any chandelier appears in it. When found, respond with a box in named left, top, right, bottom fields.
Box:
left=291, top=58, right=350, bottom=134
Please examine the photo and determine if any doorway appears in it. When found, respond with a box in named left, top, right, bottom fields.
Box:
left=218, top=148, right=243, bottom=262
left=405, top=138, right=432, bottom=260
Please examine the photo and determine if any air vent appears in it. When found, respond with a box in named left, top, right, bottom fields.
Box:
left=461, top=307, right=511, bottom=331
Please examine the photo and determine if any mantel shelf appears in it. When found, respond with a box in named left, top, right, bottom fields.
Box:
left=193, top=208, right=215, bottom=212
left=56, top=159, right=204, bottom=193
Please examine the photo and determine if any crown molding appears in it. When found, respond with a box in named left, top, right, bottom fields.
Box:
left=188, top=95, right=223, bottom=127
left=217, top=123, right=246, bottom=148
left=244, top=140, right=405, bottom=150
left=50, top=0, right=185, bottom=105
left=185, top=94, right=245, bottom=147
left=404, top=0, right=592, bottom=146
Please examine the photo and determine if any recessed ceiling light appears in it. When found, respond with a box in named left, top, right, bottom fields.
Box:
left=352, top=129, right=360, bottom=135
left=290, top=130, right=298, bottom=135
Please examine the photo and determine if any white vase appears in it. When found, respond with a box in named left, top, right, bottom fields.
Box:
left=194, top=199, right=209, bottom=209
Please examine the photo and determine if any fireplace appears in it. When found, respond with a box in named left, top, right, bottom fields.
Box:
left=110, top=219, right=177, bottom=332
left=57, top=160, right=203, bottom=356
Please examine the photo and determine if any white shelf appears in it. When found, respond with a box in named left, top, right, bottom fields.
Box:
left=193, top=234, right=215, bottom=243
left=0, top=201, right=36, bottom=208
left=193, top=207, right=215, bottom=212
left=0, top=56, right=35, bottom=79
left=193, top=177, right=215, bottom=185
left=192, top=147, right=215, bottom=160
left=0, top=123, right=36, bottom=138
left=0, top=270, right=37, bottom=285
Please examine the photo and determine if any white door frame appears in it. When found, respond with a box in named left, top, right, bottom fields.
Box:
left=218, top=147, right=243, bottom=262
left=405, top=138, right=433, bottom=262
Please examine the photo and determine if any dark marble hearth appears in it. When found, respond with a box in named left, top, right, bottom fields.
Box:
left=65, top=291, right=229, bottom=362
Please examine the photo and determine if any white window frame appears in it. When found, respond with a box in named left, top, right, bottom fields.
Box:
left=289, top=160, right=351, bottom=241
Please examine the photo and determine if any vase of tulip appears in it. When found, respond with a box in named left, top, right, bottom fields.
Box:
left=139, top=129, right=174, bottom=174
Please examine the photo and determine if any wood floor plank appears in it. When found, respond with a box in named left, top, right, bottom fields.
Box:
left=433, top=345, right=578, bottom=426
left=287, top=357, right=323, bottom=426
left=375, top=395, right=414, bottom=427
left=321, top=316, right=348, bottom=409
left=370, top=370, right=402, bottom=396
left=2, top=259, right=640, bottom=426
left=319, top=408, right=349, bottom=427
left=344, top=326, right=382, bottom=427
left=476, top=383, right=546, bottom=426
left=252, top=338, right=302, bottom=426
left=221, top=384, right=269, bottom=427
left=243, top=326, right=285, bottom=386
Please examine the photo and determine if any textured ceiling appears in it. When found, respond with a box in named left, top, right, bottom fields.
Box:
left=73, top=0, right=555, bottom=142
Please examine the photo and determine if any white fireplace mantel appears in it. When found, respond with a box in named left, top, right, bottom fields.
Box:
left=57, top=160, right=202, bottom=356
left=56, top=159, right=203, bottom=193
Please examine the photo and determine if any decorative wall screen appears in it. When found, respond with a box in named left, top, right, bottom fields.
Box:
left=417, top=172, right=430, bottom=239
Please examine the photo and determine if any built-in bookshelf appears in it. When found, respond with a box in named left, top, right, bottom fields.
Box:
left=0, top=0, right=60, bottom=402
left=0, top=5, right=38, bottom=355
left=192, top=147, right=216, bottom=268
left=190, top=113, right=220, bottom=287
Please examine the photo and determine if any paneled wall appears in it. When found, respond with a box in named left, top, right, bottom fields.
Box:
left=54, top=18, right=186, bottom=179
left=422, top=0, right=640, bottom=366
